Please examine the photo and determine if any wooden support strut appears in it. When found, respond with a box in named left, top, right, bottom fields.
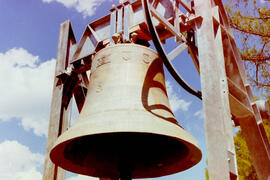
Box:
left=194, top=0, right=270, bottom=179
left=43, top=20, right=76, bottom=180
left=43, top=20, right=116, bottom=180
left=43, top=0, right=270, bottom=179
left=212, top=6, right=238, bottom=179
left=194, top=0, right=231, bottom=179
left=211, top=1, right=270, bottom=179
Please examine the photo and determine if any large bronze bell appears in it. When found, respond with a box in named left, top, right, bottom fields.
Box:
left=50, top=44, right=202, bottom=179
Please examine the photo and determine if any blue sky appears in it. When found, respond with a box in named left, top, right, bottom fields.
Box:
left=0, top=0, right=209, bottom=179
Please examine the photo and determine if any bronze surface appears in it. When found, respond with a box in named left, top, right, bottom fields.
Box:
left=50, top=44, right=201, bottom=178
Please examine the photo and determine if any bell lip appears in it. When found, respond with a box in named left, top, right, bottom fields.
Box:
left=50, top=131, right=202, bottom=178
left=50, top=111, right=202, bottom=178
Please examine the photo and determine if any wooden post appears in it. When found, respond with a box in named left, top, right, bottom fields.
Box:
left=195, top=0, right=270, bottom=179
left=194, top=0, right=231, bottom=179
left=239, top=116, right=270, bottom=180
left=212, top=6, right=238, bottom=179
left=43, top=20, right=76, bottom=180
left=42, top=1, right=270, bottom=179
left=225, top=28, right=270, bottom=180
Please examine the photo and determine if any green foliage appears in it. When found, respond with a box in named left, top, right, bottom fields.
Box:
left=234, top=130, right=257, bottom=179
left=205, top=1, right=269, bottom=179
left=223, top=0, right=270, bottom=97
left=205, top=167, right=209, bottom=180
left=205, top=117, right=270, bottom=180
left=234, top=116, right=270, bottom=179
left=224, top=1, right=270, bottom=176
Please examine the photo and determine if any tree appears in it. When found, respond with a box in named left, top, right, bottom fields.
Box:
left=223, top=0, right=270, bottom=97
left=223, top=1, right=270, bottom=178
left=205, top=117, right=270, bottom=180
left=205, top=166, right=209, bottom=180
left=234, top=129, right=258, bottom=180
left=234, top=117, right=270, bottom=180
left=205, top=1, right=270, bottom=179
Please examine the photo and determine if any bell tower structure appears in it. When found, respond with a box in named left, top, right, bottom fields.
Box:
left=43, top=0, right=270, bottom=180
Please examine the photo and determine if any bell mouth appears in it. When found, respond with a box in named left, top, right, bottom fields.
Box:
left=50, top=132, right=201, bottom=179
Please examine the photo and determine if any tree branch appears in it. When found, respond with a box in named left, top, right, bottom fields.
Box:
left=245, top=16, right=270, bottom=20
left=230, top=23, right=270, bottom=38
left=241, top=54, right=270, bottom=62
left=251, top=79, right=270, bottom=87
left=237, top=14, right=270, bottom=20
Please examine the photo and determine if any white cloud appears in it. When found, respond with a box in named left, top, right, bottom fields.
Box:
left=0, top=140, right=43, bottom=180
left=259, top=0, right=270, bottom=4
left=194, top=109, right=204, bottom=120
left=42, top=0, right=109, bottom=18
left=165, top=81, right=192, bottom=112
left=0, top=48, right=55, bottom=136
left=184, top=109, right=204, bottom=135
left=14, top=168, right=43, bottom=180
left=42, top=0, right=53, bottom=2
left=67, top=174, right=99, bottom=180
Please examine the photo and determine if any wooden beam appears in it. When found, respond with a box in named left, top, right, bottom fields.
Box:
left=43, top=20, right=76, bottom=180
left=239, top=116, right=270, bottom=180
left=69, top=0, right=191, bottom=64
left=213, top=3, right=270, bottom=179
left=212, top=6, right=238, bottom=178
left=187, top=45, right=200, bottom=74
left=194, top=0, right=231, bottom=179
left=217, top=11, right=270, bottom=179
left=168, top=43, right=188, bottom=61
left=150, top=5, right=185, bottom=42
left=212, top=0, right=230, bottom=30
left=179, top=0, right=193, bottom=14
